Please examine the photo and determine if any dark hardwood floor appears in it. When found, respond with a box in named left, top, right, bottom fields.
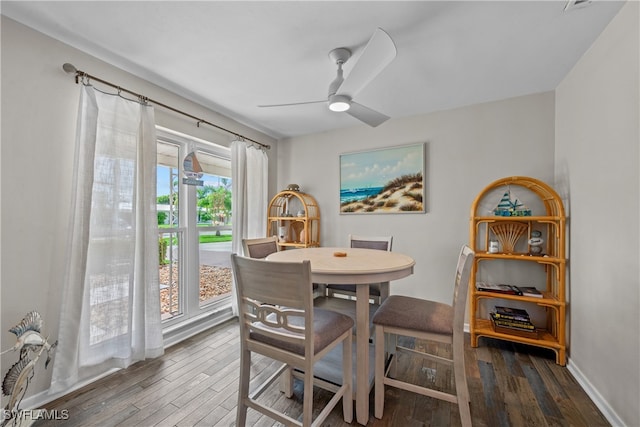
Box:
left=35, top=319, right=609, bottom=426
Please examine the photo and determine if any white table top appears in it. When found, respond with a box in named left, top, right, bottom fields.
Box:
left=266, top=247, right=415, bottom=283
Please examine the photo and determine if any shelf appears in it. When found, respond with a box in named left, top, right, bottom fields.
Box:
left=473, top=319, right=565, bottom=364
left=475, top=252, right=565, bottom=263
left=469, top=176, right=566, bottom=366
left=473, top=215, right=564, bottom=222
left=473, top=319, right=563, bottom=349
left=278, top=242, right=320, bottom=248
left=269, top=216, right=319, bottom=221
left=474, top=290, right=564, bottom=306
left=267, top=190, right=320, bottom=249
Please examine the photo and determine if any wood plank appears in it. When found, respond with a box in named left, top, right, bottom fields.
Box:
left=478, top=360, right=511, bottom=426
left=33, top=320, right=610, bottom=427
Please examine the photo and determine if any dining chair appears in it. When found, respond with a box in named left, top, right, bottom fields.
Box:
left=242, top=236, right=279, bottom=259
left=372, top=245, right=475, bottom=427
left=326, top=234, right=393, bottom=304
left=231, top=254, right=354, bottom=427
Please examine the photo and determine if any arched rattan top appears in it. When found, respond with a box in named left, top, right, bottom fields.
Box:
left=470, top=176, right=565, bottom=218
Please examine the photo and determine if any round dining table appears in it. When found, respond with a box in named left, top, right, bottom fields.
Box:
left=266, top=247, right=415, bottom=425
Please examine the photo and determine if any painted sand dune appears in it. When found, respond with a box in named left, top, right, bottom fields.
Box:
left=340, top=173, right=423, bottom=213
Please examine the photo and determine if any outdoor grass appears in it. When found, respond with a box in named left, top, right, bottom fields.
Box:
left=199, top=234, right=232, bottom=243
left=159, top=225, right=232, bottom=244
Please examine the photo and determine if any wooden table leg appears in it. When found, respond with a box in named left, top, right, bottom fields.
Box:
left=355, top=284, right=369, bottom=425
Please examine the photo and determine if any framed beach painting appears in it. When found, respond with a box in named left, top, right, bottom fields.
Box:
left=340, top=143, right=425, bottom=214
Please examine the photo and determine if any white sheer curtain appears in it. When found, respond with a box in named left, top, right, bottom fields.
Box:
left=231, top=139, right=269, bottom=314
left=50, top=85, right=164, bottom=394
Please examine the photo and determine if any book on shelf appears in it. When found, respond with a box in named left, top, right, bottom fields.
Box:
left=515, top=286, right=543, bottom=298
left=493, top=306, right=530, bottom=322
left=475, top=282, right=522, bottom=295
left=490, top=317, right=538, bottom=339
left=490, top=313, right=535, bottom=330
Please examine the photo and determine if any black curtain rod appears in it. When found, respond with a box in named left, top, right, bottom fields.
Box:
left=62, top=63, right=270, bottom=150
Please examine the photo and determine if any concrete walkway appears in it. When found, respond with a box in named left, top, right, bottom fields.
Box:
left=199, top=242, right=232, bottom=268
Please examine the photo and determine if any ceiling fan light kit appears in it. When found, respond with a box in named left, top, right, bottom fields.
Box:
left=259, top=28, right=396, bottom=127
left=328, top=94, right=351, bottom=112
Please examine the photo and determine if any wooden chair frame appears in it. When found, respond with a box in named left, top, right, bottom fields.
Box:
left=373, top=245, right=475, bottom=427
left=242, top=236, right=279, bottom=259
left=232, top=254, right=353, bottom=427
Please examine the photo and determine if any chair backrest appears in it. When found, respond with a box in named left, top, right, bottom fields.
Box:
left=349, top=234, right=393, bottom=252
left=452, top=245, right=475, bottom=336
left=242, top=236, right=279, bottom=259
left=231, top=253, right=316, bottom=355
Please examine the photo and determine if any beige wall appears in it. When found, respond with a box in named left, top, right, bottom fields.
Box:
left=0, top=16, right=276, bottom=400
left=555, top=2, right=639, bottom=425
left=277, top=92, right=556, bottom=304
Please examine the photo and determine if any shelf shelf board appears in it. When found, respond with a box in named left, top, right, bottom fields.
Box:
left=474, top=319, right=563, bottom=350
left=474, top=291, right=565, bottom=306
left=278, top=242, right=319, bottom=247
left=475, top=252, right=565, bottom=263
left=473, top=215, right=564, bottom=222
left=269, top=216, right=317, bottom=221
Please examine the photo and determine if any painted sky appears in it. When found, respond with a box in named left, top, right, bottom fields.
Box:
left=340, top=144, right=424, bottom=190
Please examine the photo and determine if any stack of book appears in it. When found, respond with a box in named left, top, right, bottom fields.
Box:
left=490, top=306, right=538, bottom=338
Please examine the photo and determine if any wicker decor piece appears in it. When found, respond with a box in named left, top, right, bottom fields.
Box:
left=489, top=222, right=528, bottom=253
left=469, top=176, right=567, bottom=365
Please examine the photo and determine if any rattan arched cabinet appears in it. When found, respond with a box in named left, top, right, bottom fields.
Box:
left=267, top=190, right=320, bottom=250
left=469, top=176, right=567, bottom=365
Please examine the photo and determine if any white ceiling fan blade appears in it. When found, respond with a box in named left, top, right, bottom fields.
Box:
left=258, top=100, right=325, bottom=108
left=346, top=102, right=390, bottom=127
left=336, top=28, right=396, bottom=98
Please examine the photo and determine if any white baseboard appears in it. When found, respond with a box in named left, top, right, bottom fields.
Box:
left=567, top=359, right=625, bottom=427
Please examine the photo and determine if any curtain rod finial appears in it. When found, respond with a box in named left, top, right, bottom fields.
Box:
left=62, top=63, right=77, bottom=74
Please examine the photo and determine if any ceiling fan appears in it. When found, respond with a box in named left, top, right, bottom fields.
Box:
left=258, top=28, right=397, bottom=127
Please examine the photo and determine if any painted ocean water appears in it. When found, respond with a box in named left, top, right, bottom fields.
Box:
left=340, top=186, right=384, bottom=204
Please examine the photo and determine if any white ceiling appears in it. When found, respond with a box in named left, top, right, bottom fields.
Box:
left=2, top=1, right=624, bottom=139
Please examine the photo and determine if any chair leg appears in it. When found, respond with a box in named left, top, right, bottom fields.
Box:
left=379, top=282, right=390, bottom=304
left=280, top=366, right=293, bottom=398
left=342, top=334, right=353, bottom=423
left=302, top=367, right=314, bottom=426
left=453, top=339, right=472, bottom=427
left=374, top=326, right=385, bottom=419
left=455, top=366, right=472, bottom=427
left=236, top=348, right=251, bottom=427
left=388, top=333, right=398, bottom=378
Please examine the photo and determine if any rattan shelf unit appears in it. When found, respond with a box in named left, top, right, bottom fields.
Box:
left=267, top=190, right=320, bottom=249
left=469, top=176, right=567, bottom=365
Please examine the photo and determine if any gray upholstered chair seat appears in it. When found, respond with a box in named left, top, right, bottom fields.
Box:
left=372, top=295, right=453, bottom=335
left=250, top=308, right=354, bottom=355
